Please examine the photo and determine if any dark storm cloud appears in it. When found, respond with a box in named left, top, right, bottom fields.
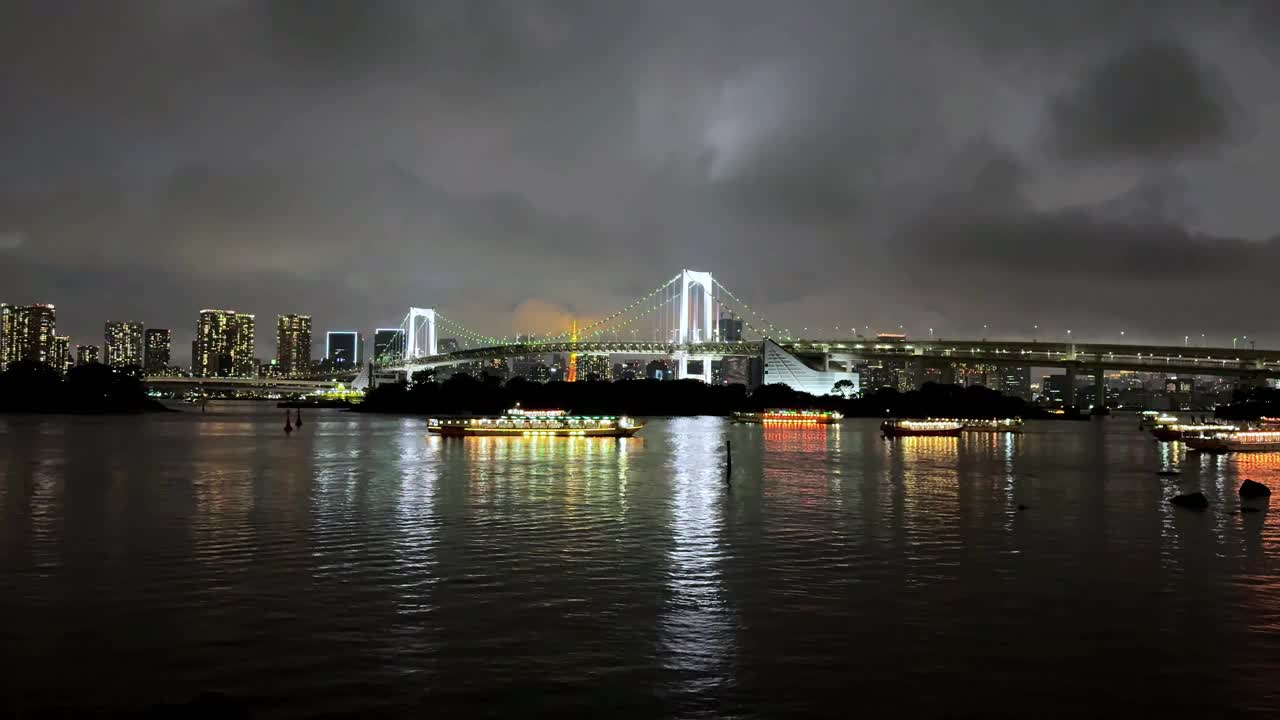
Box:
left=2, top=0, right=1280, bottom=355
left=1048, top=41, right=1235, bottom=161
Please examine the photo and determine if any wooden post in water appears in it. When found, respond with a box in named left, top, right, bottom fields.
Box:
left=725, top=440, right=732, bottom=483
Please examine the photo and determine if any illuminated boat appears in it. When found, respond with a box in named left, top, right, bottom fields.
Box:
left=961, top=418, right=1023, bottom=433
left=427, top=409, right=643, bottom=438
left=1152, top=422, right=1237, bottom=442
left=1185, top=429, right=1280, bottom=453
left=732, top=410, right=842, bottom=425
left=881, top=419, right=963, bottom=437
left=1139, top=410, right=1177, bottom=429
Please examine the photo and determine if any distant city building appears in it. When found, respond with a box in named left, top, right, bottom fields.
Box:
left=0, top=303, right=9, bottom=370
left=51, top=336, right=72, bottom=374
left=144, top=328, right=172, bottom=373
left=194, top=309, right=255, bottom=377
left=104, top=321, right=144, bottom=368
left=325, top=331, right=360, bottom=365
left=1, top=303, right=57, bottom=367
left=526, top=361, right=551, bottom=382
left=437, top=338, right=459, bottom=354
left=575, top=354, right=610, bottom=381
left=718, top=316, right=744, bottom=342
left=373, top=328, right=405, bottom=364
left=719, top=356, right=761, bottom=388
left=997, top=366, right=1032, bottom=401
left=76, top=344, right=99, bottom=366
left=858, top=359, right=906, bottom=394
left=646, top=358, right=673, bottom=380
left=1041, top=375, right=1072, bottom=405
left=954, top=362, right=1000, bottom=388
left=275, top=314, right=312, bottom=375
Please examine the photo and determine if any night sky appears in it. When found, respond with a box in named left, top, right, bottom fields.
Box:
left=3, top=1, right=1280, bottom=361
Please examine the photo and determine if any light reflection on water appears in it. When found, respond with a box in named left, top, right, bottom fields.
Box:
left=1, top=409, right=1279, bottom=717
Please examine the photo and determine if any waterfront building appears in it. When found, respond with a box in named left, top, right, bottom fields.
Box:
left=275, top=314, right=312, bottom=375
left=104, top=321, right=144, bottom=368
left=1, top=303, right=57, bottom=366
left=144, top=328, right=171, bottom=373
left=762, top=339, right=858, bottom=397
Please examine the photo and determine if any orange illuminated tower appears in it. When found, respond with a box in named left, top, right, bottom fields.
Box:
left=567, top=320, right=579, bottom=382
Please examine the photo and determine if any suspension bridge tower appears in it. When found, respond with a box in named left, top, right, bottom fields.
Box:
left=675, top=269, right=715, bottom=382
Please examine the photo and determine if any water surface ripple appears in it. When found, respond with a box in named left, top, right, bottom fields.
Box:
left=2, top=408, right=1279, bottom=717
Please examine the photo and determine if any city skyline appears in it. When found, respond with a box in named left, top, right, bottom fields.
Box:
left=4, top=4, right=1280, bottom=357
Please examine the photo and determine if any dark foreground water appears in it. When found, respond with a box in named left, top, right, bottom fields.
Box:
left=2, top=406, right=1280, bottom=718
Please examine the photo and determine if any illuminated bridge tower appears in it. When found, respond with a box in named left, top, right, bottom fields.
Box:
left=405, top=307, right=437, bottom=360
left=675, top=269, right=715, bottom=382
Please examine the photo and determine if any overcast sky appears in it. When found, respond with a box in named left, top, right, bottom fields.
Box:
left=3, top=1, right=1280, bottom=361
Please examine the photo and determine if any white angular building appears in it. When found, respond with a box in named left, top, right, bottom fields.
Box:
left=762, top=339, right=859, bottom=397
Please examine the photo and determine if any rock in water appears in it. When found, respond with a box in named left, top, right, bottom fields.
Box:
left=1169, top=492, right=1209, bottom=510
left=1239, top=479, right=1272, bottom=499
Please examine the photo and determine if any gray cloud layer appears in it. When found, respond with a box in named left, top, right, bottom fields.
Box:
left=3, top=0, right=1280, bottom=358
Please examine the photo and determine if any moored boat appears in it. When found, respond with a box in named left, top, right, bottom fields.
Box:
left=1139, top=410, right=1177, bottom=430
left=881, top=419, right=963, bottom=437
left=733, top=409, right=842, bottom=425
left=427, top=408, right=643, bottom=438
left=1185, top=429, right=1280, bottom=453
left=961, top=418, right=1023, bottom=433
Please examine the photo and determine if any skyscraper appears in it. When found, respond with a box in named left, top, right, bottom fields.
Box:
left=276, top=314, right=312, bottom=375
left=104, top=321, right=144, bottom=368
left=51, top=336, right=72, bottom=374
left=575, top=354, right=611, bottom=380
left=373, top=328, right=404, bottom=364
left=144, top=328, right=172, bottom=373
left=194, top=310, right=256, bottom=377
left=326, top=331, right=360, bottom=365
left=76, top=344, right=100, bottom=366
left=0, top=303, right=11, bottom=370
left=232, top=314, right=256, bottom=377
left=2, top=304, right=57, bottom=366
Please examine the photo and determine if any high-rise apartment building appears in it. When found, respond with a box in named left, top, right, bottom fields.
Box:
left=575, top=354, right=611, bottom=380
left=275, top=314, right=312, bottom=375
left=0, top=303, right=10, bottom=370
left=104, top=321, right=144, bottom=368
left=76, top=344, right=100, bottom=366
left=1, top=303, right=57, bottom=366
left=193, top=310, right=256, bottom=377
left=144, top=328, right=172, bottom=373
left=51, top=336, right=72, bottom=374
